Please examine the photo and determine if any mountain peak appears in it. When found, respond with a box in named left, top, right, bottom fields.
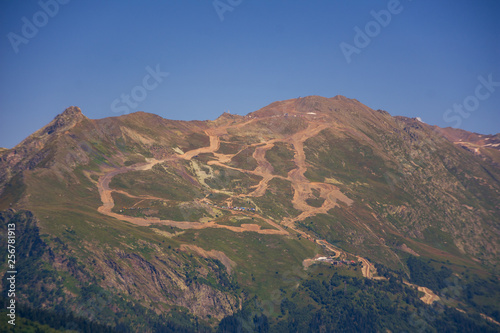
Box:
left=330, top=95, right=349, bottom=100
left=216, top=111, right=243, bottom=121
left=61, top=105, right=83, bottom=116
left=45, top=106, right=86, bottom=135
left=13, top=106, right=87, bottom=149
left=54, top=105, right=85, bottom=122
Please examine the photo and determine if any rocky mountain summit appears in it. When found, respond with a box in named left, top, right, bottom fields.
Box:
left=0, top=106, right=88, bottom=191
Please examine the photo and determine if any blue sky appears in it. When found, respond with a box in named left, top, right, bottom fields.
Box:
left=1, top=0, right=499, bottom=148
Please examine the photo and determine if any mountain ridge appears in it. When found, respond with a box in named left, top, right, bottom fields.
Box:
left=1, top=95, right=499, bottom=331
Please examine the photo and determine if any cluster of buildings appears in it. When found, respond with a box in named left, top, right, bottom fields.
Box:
left=316, top=257, right=357, bottom=266
left=120, top=207, right=139, bottom=212
left=204, top=202, right=256, bottom=212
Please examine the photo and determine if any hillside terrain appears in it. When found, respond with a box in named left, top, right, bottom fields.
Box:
left=1, top=96, right=499, bottom=332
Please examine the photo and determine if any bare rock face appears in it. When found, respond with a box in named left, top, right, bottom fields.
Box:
left=42, top=106, right=86, bottom=136
left=0, top=107, right=87, bottom=191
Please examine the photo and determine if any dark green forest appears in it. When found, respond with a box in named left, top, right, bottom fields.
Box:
left=217, top=269, right=498, bottom=333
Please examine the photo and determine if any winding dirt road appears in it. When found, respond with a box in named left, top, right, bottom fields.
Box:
left=94, top=114, right=449, bottom=305
left=357, top=256, right=374, bottom=279
left=96, top=115, right=352, bottom=239
left=404, top=282, right=441, bottom=305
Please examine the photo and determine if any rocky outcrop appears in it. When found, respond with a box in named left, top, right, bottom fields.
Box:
left=82, top=244, right=240, bottom=320
left=0, top=107, right=88, bottom=193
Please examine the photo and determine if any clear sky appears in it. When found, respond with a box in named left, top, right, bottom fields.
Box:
left=1, top=0, right=499, bottom=148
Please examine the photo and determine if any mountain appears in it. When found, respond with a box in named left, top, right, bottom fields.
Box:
left=1, top=96, right=499, bottom=332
